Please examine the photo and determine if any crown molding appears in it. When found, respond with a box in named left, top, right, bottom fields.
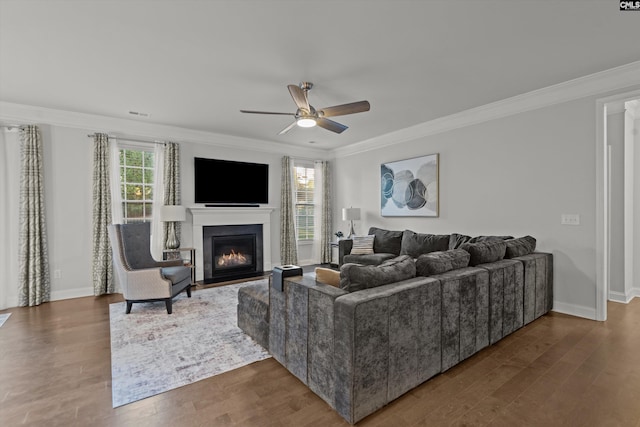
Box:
left=0, top=101, right=332, bottom=160
left=334, top=60, right=640, bottom=157
left=627, top=99, right=640, bottom=118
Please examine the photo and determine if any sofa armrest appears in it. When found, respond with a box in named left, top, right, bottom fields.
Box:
left=338, top=239, right=353, bottom=267
left=333, top=276, right=442, bottom=424
left=269, top=275, right=348, bottom=406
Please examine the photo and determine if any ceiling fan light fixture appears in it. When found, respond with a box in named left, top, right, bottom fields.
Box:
left=297, top=117, right=316, bottom=128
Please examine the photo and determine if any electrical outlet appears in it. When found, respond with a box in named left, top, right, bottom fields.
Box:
left=53, top=270, right=61, bottom=279
left=561, top=214, right=580, bottom=226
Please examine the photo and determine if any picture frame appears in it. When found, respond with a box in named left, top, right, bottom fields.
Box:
left=380, top=153, right=439, bottom=217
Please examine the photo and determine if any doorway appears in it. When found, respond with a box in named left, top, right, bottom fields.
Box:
left=597, top=91, right=640, bottom=321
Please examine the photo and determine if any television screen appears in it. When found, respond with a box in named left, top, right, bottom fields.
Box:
left=194, top=157, right=269, bottom=205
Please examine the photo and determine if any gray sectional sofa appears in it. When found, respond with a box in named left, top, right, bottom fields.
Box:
left=241, top=228, right=553, bottom=424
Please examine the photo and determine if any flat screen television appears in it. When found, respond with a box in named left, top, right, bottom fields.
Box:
left=194, top=157, right=269, bottom=205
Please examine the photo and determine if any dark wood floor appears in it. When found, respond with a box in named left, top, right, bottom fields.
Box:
left=1, top=285, right=640, bottom=427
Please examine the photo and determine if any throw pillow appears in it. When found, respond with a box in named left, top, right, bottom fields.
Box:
left=504, top=236, right=537, bottom=258
left=340, top=255, right=416, bottom=292
left=315, top=267, right=341, bottom=287
left=368, top=227, right=404, bottom=255
left=400, top=229, right=450, bottom=258
left=415, top=249, right=471, bottom=276
left=350, top=235, right=375, bottom=255
left=460, top=240, right=507, bottom=266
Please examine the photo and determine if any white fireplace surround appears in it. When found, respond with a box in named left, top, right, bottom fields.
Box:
left=190, top=207, right=274, bottom=282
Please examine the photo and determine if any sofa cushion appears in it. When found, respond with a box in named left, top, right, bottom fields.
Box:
left=350, top=235, right=375, bottom=255
left=399, top=230, right=450, bottom=258
left=340, top=255, right=416, bottom=292
left=504, top=236, right=537, bottom=258
left=449, top=233, right=472, bottom=250
left=468, top=235, right=513, bottom=243
left=460, top=240, right=507, bottom=266
left=343, top=252, right=397, bottom=266
left=415, top=249, right=471, bottom=276
left=368, top=227, right=403, bottom=255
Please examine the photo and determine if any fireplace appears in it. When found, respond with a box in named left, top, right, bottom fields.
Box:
left=202, top=224, right=263, bottom=283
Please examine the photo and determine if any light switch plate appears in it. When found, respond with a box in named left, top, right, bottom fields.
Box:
left=561, top=214, right=580, bottom=225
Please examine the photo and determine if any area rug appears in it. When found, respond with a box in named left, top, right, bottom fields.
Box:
left=0, top=313, right=11, bottom=328
left=109, top=280, right=271, bottom=407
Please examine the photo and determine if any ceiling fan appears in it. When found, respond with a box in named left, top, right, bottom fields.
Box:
left=240, top=82, right=370, bottom=135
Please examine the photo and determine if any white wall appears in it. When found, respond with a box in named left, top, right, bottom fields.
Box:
left=334, top=93, right=640, bottom=319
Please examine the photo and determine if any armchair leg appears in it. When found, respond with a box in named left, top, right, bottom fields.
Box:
left=187, top=286, right=192, bottom=298
left=126, top=301, right=133, bottom=314
left=165, top=299, right=172, bottom=314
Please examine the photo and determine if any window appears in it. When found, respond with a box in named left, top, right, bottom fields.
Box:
left=294, top=165, right=315, bottom=240
left=119, top=148, right=155, bottom=223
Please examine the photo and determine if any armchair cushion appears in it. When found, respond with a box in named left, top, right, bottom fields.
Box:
left=161, top=265, right=191, bottom=284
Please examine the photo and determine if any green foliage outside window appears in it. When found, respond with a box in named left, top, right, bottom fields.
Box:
left=295, top=166, right=315, bottom=240
left=120, top=148, right=155, bottom=223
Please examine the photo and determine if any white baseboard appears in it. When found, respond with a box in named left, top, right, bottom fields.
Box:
left=608, top=290, right=635, bottom=304
left=552, top=301, right=597, bottom=320
left=50, top=287, right=95, bottom=302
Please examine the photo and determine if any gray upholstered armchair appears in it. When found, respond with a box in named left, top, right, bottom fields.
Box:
left=108, top=222, right=192, bottom=314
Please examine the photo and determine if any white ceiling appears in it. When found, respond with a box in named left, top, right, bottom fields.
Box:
left=1, top=0, right=639, bottom=150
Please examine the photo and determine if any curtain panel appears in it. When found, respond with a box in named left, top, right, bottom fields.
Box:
left=92, top=133, right=114, bottom=295
left=280, top=156, right=298, bottom=265
left=163, top=142, right=180, bottom=250
left=319, top=161, right=332, bottom=264
left=18, top=125, right=51, bottom=306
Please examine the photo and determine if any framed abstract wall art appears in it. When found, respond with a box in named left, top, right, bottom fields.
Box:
left=380, top=153, right=439, bottom=217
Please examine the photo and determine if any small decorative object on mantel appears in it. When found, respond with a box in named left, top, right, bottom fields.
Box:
left=334, top=231, right=344, bottom=240
left=381, top=153, right=439, bottom=217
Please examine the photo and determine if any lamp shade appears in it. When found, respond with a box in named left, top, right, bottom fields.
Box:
left=342, top=207, right=360, bottom=221
left=160, top=205, right=186, bottom=222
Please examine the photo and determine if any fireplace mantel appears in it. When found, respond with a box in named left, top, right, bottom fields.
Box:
left=190, top=206, right=274, bottom=281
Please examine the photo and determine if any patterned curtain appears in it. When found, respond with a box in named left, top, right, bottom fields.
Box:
left=319, top=161, right=332, bottom=264
left=163, top=142, right=180, bottom=249
left=280, top=156, right=298, bottom=265
left=18, top=125, right=51, bottom=306
left=92, top=133, right=114, bottom=295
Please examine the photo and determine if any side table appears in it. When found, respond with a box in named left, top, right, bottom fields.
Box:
left=329, top=242, right=340, bottom=269
left=163, top=247, right=196, bottom=285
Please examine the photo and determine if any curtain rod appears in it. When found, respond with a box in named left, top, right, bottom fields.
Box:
left=1, top=124, right=25, bottom=130
left=87, top=133, right=166, bottom=145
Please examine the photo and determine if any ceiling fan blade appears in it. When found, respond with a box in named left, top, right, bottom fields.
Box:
left=318, top=100, right=370, bottom=117
left=288, top=84, right=310, bottom=113
left=240, top=110, right=295, bottom=116
left=316, top=118, right=348, bottom=134
left=278, top=121, right=298, bottom=135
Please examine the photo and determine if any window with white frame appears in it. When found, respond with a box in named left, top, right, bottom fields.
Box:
left=119, top=147, right=155, bottom=223
left=294, top=164, right=315, bottom=240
